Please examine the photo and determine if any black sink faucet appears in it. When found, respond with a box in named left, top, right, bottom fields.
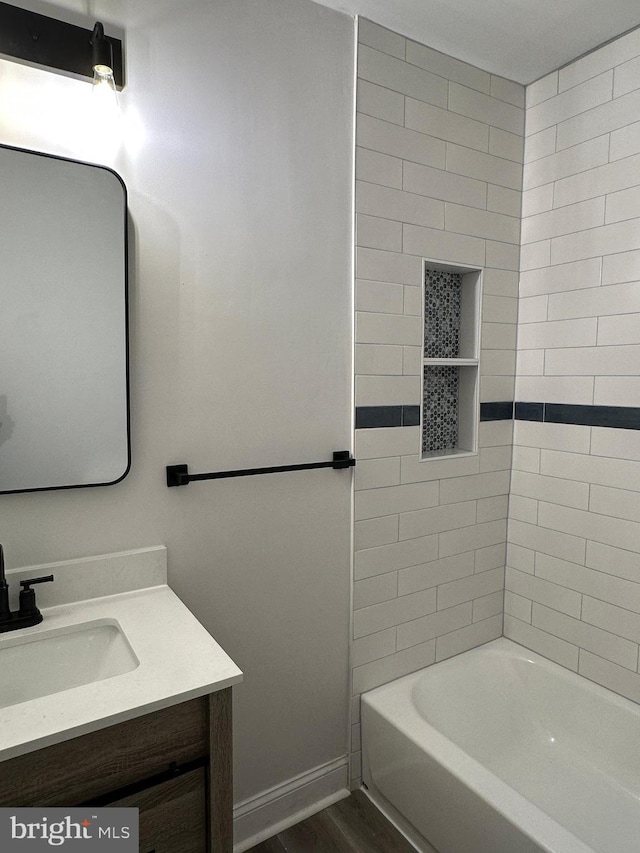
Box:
left=0, top=545, right=54, bottom=633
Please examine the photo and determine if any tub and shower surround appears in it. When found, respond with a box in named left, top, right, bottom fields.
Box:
left=352, top=19, right=524, bottom=785
left=506, top=26, right=640, bottom=702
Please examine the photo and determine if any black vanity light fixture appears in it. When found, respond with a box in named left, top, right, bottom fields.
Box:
left=0, top=1, right=124, bottom=89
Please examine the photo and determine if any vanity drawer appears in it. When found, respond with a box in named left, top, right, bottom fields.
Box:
left=0, top=697, right=209, bottom=807
left=109, top=767, right=207, bottom=853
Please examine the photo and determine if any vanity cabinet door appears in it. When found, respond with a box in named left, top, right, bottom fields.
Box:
left=109, top=768, right=207, bottom=853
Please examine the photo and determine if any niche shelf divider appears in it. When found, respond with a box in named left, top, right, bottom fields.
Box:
left=421, top=259, right=483, bottom=461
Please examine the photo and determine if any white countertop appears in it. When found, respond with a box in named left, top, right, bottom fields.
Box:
left=0, top=548, right=243, bottom=761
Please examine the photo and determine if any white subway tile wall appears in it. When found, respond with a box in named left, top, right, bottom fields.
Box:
left=507, top=27, right=640, bottom=707
left=351, top=19, right=522, bottom=785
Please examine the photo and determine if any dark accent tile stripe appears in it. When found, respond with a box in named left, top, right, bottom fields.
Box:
left=356, top=402, right=640, bottom=430
left=515, top=402, right=544, bottom=422
left=355, top=406, right=402, bottom=429
left=402, top=405, right=420, bottom=426
left=545, top=403, right=640, bottom=430
left=355, top=405, right=423, bottom=429
left=480, top=401, right=514, bottom=421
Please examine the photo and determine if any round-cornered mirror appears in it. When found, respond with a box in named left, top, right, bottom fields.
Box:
left=0, top=145, right=129, bottom=494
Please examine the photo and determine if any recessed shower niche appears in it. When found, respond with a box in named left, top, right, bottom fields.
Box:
left=421, top=261, right=482, bottom=460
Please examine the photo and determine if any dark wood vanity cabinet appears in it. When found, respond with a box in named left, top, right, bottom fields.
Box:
left=0, top=689, right=232, bottom=853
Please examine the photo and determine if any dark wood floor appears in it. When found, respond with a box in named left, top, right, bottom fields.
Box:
left=247, top=790, right=416, bottom=852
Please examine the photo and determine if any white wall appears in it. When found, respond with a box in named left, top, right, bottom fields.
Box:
left=0, top=0, right=354, bottom=832
left=506, top=26, right=640, bottom=701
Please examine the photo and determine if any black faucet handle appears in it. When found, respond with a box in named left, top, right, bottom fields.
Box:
left=19, top=575, right=55, bottom=590
left=19, top=574, right=54, bottom=618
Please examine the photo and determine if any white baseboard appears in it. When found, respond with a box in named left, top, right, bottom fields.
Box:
left=233, top=756, right=350, bottom=852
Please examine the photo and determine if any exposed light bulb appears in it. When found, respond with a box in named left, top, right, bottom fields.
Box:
left=93, top=63, right=117, bottom=98
left=87, top=62, right=121, bottom=161
left=90, top=23, right=119, bottom=122
left=92, top=63, right=119, bottom=122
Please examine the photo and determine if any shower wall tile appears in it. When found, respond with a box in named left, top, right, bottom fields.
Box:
left=356, top=247, right=423, bottom=284
left=526, top=72, right=558, bottom=109
left=547, top=281, right=640, bottom=321
left=398, top=500, right=477, bottom=540
left=406, top=39, right=490, bottom=94
left=610, top=120, right=640, bottom=161
left=448, top=82, right=524, bottom=134
left=355, top=213, right=402, bottom=252
left=505, top=567, right=581, bottom=617
left=355, top=425, right=421, bottom=458
left=354, top=457, right=401, bottom=491
left=354, top=588, right=437, bottom=638
left=358, top=18, right=405, bottom=59
left=554, top=152, right=640, bottom=208
left=484, top=240, right=520, bottom=270
left=355, top=374, right=421, bottom=406
left=479, top=444, right=512, bottom=472
left=354, top=515, right=399, bottom=550
left=356, top=147, right=403, bottom=188
left=437, top=566, right=504, bottom=610
left=488, top=127, right=524, bottom=162
left=356, top=180, right=445, bottom=227
left=403, top=160, right=487, bottom=208
left=504, top=616, right=579, bottom=670
left=533, top=604, right=638, bottom=670
left=355, top=534, right=439, bottom=579
left=524, top=127, right=556, bottom=164
left=487, top=185, right=521, bottom=218
left=525, top=71, right=613, bottom=136
left=358, top=45, right=448, bottom=108
left=352, top=628, right=397, bottom=667
left=522, top=184, right=554, bottom=218
left=445, top=143, right=522, bottom=190
left=355, top=343, right=403, bottom=375
left=594, top=376, right=640, bottom=406
left=396, top=602, right=472, bottom=650
left=435, top=615, right=502, bottom=662
left=510, top=18, right=640, bottom=698
left=357, top=79, right=405, bottom=124
left=556, top=88, right=640, bottom=150
left=520, top=197, right=605, bottom=245
left=351, top=19, right=523, bottom=787
left=522, top=135, right=609, bottom=190
left=558, top=27, right=640, bottom=92
left=356, top=114, right=445, bottom=170
left=404, top=96, right=490, bottom=150
left=397, top=551, right=475, bottom=596
left=472, top=589, right=504, bottom=621
left=402, top=224, right=485, bottom=266
left=579, top=653, right=640, bottom=706
left=490, top=76, right=525, bottom=108
left=504, top=590, right=533, bottom=622
left=352, top=640, right=435, bottom=695
left=444, top=204, right=520, bottom=243
left=581, top=597, right=640, bottom=644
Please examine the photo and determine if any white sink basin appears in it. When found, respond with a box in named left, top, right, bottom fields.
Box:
left=0, top=619, right=139, bottom=709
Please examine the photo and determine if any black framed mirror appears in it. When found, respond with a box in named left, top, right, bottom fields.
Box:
left=0, top=144, right=129, bottom=494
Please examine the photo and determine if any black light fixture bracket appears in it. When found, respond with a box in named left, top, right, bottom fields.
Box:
left=0, top=2, right=124, bottom=88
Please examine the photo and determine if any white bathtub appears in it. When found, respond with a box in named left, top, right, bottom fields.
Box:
left=362, top=638, right=640, bottom=853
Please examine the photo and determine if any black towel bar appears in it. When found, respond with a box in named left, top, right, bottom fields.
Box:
left=166, top=450, right=356, bottom=487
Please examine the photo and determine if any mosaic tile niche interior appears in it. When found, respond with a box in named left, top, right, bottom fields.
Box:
left=423, top=269, right=462, bottom=454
